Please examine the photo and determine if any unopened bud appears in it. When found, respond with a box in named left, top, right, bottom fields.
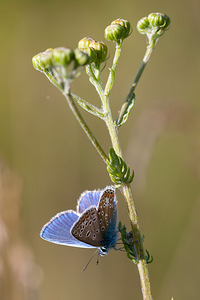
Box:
left=32, top=53, right=43, bottom=71
left=89, top=40, right=107, bottom=63
left=78, top=47, right=97, bottom=63
left=104, top=24, right=124, bottom=43
left=39, top=48, right=54, bottom=68
left=105, top=18, right=131, bottom=43
left=137, top=12, right=170, bottom=37
left=111, top=18, right=131, bottom=39
left=148, top=13, right=170, bottom=29
left=78, top=37, right=94, bottom=49
left=74, top=48, right=90, bottom=66
left=137, top=17, right=150, bottom=34
left=78, top=38, right=107, bottom=64
left=52, top=48, right=74, bottom=66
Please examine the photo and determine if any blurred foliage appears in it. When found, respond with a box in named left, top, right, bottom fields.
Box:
left=0, top=0, right=200, bottom=299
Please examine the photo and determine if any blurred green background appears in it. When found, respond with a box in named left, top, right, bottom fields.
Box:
left=0, top=0, right=200, bottom=299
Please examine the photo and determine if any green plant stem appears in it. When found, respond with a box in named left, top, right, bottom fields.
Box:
left=104, top=107, right=153, bottom=300
left=63, top=91, right=108, bottom=163
left=122, top=183, right=152, bottom=300
left=119, top=44, right=154, bottom=119
left=104, top=42, right=122, bottom=97
left=64, top=77, right=153, bottom=299
left=98, top=45, right=153, bottom=297
left=65, top=41, right=154, bottom=299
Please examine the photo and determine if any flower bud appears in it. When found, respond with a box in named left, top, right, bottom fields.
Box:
left=78, top=37, right=94, bottom=49
left=148, top=13, right=170, bottom=29
left=111, top=18, right=131, bottom=38
left=39, top=48, right=54, bottom=68
left=89, top=40, right=107, bottom=63
left=104, top=24, right=124, bottom=43
left=51, top=47, right=74, bottom=66
left=32, top=53, right=43, bottom=71
left=137, top=13, right=170, bottom=37
left=78, top=38, right=107, bottom=63
left=78, top=47, right=97, bottom=63
left=74, top=48, right=90, bottom=66
left=136, top=17, right=150, bottom=34
left=105, top=18, right=131, bottom=43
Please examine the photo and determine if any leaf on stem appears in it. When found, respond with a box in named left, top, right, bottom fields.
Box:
left=118, top=221, right=138, bottom=263
left=118, top=222, right=153, bottom=265
left=115, top=93, right=135, bottom=127
left=107, top=148, right=134, bottom=185
left=71, top=93, right=105, bottom=118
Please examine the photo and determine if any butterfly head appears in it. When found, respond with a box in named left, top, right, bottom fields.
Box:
left=99, top=246, right=108, bottom=256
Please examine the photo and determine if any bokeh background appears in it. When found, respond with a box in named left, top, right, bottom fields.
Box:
left=0, top=0, right=200, bottom=299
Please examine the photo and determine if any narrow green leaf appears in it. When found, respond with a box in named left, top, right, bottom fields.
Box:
left=71, top=93, right=105, bottom=118
left=116, top=93, right=135, bottom=127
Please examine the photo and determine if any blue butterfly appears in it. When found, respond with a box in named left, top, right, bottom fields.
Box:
left=40, top=186, right=118, bottom=257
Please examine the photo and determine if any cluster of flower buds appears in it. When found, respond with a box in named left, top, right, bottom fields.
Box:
left=104, top=18, right=131, bottom=43
left=137, top=13, right=170, bottom=38
left=32, top=47, right=90, bottom=72
left=32, top=47, right=90, bottom=91
left=78, top=37, right=108, bottom=64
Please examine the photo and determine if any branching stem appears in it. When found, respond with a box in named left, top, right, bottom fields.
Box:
left=63, top=91, right=108, bottom=163
left=33, top=15, right=170, bottom=299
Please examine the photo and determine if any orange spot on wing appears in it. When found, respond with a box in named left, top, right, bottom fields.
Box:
left=80, top=216, right=85, bottom=223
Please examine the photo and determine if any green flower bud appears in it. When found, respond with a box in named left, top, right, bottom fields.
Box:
left=78, top=37, right=94, bottom=49
left=78, top=47, right=97, bottom=63
left=78, top=38, right=107, bottom=63
left=39, top=48, right=54, bottom=68
left=137, top=17, right=150, bottom=34
left=148, top=13, right=170, bottom=29
left=74, top=48, right=90, bottom=66
left=111, top=18, right=131, bottom=38
left=32, top=53, right=43, bottom=71
left=51, top=48, right=74, bottom=66
left=104, top=24, right=124, bottom=43
left=105, top=18, right=131, bottom=43
left=89, top=40, right=107, bottom=63
left=137, top=12, right=170, bottom=41
left=32, top=47, right=88, bottom=90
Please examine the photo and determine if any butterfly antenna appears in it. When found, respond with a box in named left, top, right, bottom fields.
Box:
left=81, top=250, right=99, bottom=272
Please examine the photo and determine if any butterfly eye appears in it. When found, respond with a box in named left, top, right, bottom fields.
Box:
left=99, top=246, right=108, bottom=256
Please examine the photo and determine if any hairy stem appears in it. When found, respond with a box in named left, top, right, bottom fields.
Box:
left=63, top=91, right=108, bottom=163
left=120, top=44, right=154, bottom=116
left=122, top=184, right=152, bottom=300
left=104, top=42, right=122, bottom=96
left=100, top=44, right=153, bottom=296
left=109, top=118, right=152, bottom=300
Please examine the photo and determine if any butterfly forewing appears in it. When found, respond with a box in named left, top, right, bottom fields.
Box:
left=97, top=188, right=116, bottom=233
left=71, top=206, right=102, bottom=247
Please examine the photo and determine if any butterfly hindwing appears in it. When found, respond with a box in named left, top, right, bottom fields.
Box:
left=71, top=206, right=102, bottom=247
left=97, top=187, right=116, bottom=233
